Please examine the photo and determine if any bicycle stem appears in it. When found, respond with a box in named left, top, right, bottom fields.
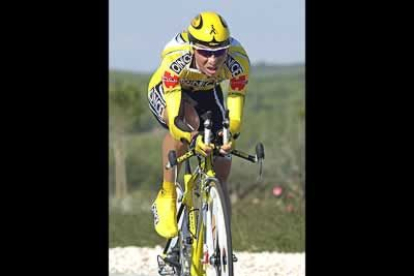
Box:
left=202, top=109, right=230, bottom=145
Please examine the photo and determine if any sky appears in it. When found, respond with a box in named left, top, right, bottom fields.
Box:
left=109, top=0, right=305, bottom=73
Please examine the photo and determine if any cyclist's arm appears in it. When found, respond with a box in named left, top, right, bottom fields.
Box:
left=226, top=50, right=250, bottom=137
left=163, top=89, right=192, bottom=143
left=159, top=54, right=192, bottom=143
left=156, top=35, right=198, bottom=144
left=227, top=93, right=245, bottom=136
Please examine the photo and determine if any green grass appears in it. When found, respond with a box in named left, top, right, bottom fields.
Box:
left=109, top=64, right=305, bottom=252
left=109, top=189, right=165, bottom=247
left=109, top=189, right=305, bottom=252
left=232, top=194, right=305, bottom=252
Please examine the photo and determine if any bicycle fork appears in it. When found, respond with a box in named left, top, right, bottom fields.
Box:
left=183, top=160, right=205, bottom=276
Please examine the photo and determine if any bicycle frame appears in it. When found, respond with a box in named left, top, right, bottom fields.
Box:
left=158, top=110, right=265, bottom=276
left=172, top=150, right=218, bottom=276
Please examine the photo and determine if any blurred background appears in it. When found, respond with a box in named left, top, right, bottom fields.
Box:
left=109, top=0, right=305, bottom=252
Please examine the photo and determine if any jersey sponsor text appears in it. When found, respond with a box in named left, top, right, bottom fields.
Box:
left=226, top=55, right=244, bottom=77
left=230, top=75, right=248, bottom=91
left=169, top=53, right=192, bottom=74
left=162, top=71, right=179, bottom=88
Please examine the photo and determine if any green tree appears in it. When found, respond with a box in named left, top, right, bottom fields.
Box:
left=109, top=81, right=143, bottom=199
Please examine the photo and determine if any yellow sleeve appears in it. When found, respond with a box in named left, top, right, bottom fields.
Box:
left=148, top=34, right=194, bottom=143
left=227, top=94, right=245, bottom=135
left=159, top=55, right=192, bottom=143
left=226, top=50, right=250, bottom=135
left=164, top=90, right=192, bottom=143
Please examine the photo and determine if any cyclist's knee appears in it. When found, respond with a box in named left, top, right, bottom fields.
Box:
left=184, top=102, right=200, bottom=130
left=164, top=132, right=184, bottom=147
left=163, top=103, right=200, bottom=131
left=214, top=157, right=232, bottom=182
left=215, top=156, right=232, bottom=167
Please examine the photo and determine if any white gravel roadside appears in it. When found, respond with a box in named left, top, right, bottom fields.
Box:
left=109, top=246, right=305, bottom=276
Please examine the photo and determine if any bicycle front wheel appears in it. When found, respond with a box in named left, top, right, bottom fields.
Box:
left=204, top=179, right=234, bottom=276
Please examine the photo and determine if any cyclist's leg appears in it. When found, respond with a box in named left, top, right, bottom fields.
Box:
left=148, top=82, right=200, bottom=183
left=214, top=157, right=232, bottom=218
left=148, top=82, right=200, bottom=239
left=162, top=102, right=200, bottom=183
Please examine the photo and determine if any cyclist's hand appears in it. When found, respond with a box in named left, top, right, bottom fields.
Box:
left=218, top=131, right=235, bottom=155
left=190, top=133, right=213, bottom=156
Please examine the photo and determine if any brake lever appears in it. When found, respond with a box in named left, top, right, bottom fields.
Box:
left=251, top=156, right=263, bottom=184
left=255, top=143, right=265, bottom=184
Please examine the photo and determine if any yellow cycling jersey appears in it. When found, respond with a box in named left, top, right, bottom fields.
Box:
left=148, top=31, right=250, bottom=143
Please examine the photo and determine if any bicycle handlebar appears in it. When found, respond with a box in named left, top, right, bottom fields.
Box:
left=165, top=145, right=264, bottom=170
left=165, top=109, right=265, bottom=170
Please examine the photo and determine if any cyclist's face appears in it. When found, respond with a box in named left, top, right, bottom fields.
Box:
left=193, top=48, right=228, bottom=77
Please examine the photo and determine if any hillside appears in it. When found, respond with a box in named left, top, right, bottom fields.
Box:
left=109, top=63, right=305, bottom=252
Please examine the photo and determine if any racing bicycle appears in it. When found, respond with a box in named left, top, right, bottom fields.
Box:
left=157, top=110, right=265, bottom=276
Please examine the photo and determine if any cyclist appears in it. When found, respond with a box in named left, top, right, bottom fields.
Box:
left=148, top=11, right=250, bottom=239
